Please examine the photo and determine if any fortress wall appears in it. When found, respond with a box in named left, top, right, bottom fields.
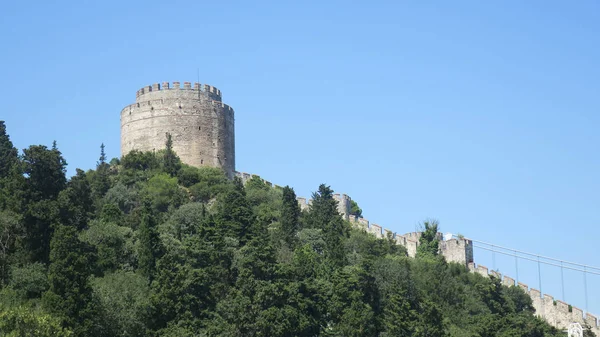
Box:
left=404, top=239, right=418, bottom=258
left=530, top=288, right=543, bottom=315
left=383, top=228, right=393, bottom=239
left=476, top=265, right=488, bottom=277
left=468, top=262, right=600, bottom=335
left=503, top=276, right=515, bottom=287
left=347, top=215, right=370, bottom=231
left=440, top=238, right=474, bottom=265
left=233, top=173, right=599, bottom=333
left=489, top=270, right=501, bottom=279
left=368, top=223, right=384, bottom=239
left=357, top=217, right=369, bottom=231
left=333, top=193, right=352, bottom=220
left=122, top=81, right=235, bottom=178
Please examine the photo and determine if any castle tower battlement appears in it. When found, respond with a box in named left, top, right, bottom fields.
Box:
left=121, top=81, right=235, bottom=178
left=135, top=82, right=222, bottom=102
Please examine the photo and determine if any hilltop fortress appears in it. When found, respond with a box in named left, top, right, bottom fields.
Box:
left=121, top=82, right=598, bottom=335
left=120, top=81, right=235, bottom=178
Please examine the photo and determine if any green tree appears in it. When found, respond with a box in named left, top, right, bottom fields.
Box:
left=138, top=200, right=162, bottom=281
left=416, top=219, right=440, bottom=259
left=121, top=150, right=159, bottom=172
left=307, top=184, right=348, bottom=267
left=80, top=219, right=134, bottom=273
left=9, top=262, right=48, bottom=299
left=350, top=200, right=362, bottom=218
left=279, top=186, right=300, bottom=249
left=59, top=169, right=93, bottom=230
left=42, top=225, right=97, bottom=336
left=0, top=306, right=73, bottom=337
left=328, top=265, right=379, bottom=336
left=162, top=133, right=181, bottom=177
left=21, top=144, right=68, bottom=262
left=0, top=121, right=24, bottom=212
left=91, top=143, right=110, bottom=199
left=0, top=121, right=19, bottom=179
left=104, top=182, right=138, bottom=215
left=187, top=166, right=231, bottom=202
left=91, top=271, right=150, bottom=337
left=414, top=300, right=446, bottom=337
left=22, top=144, right=67, bottom=202
left=142, top=173, right=187, bottom=212
left=214, top=177, right=254, bottom=243
left=0, top=212, right=23, bottom=284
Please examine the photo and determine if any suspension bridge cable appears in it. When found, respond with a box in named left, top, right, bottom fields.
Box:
left=467, top=237, right=600, bottom=272
left=473, top=245, right=600, bottom=276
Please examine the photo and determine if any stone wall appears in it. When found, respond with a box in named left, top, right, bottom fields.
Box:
left=234, top=172, right=598, bottom=333
left=468, top=262, right=600, bottom=335
left=121, top=81, right=235, bottom=178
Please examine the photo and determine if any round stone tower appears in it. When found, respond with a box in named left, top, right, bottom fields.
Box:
left=120, top=81, right=235, bottom=178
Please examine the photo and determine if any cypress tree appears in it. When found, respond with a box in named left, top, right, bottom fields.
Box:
left=92, top=143, right=110, bottom=199
left=21, top=144, right=68, bottom=262
left=307, top=184, right=348, bottom=267
left=42, top=224, right=97, bottom=336
left=0, top=121, right=23, bottom=212
left=214, top=177, right=253, bottom=244
left=280, top=186, right=300, bottom=249
left=0, top=121, right=19, bottom=179
left=138, top=199, right=162, bottom=281
left=163, top=133, right=181, bottom=177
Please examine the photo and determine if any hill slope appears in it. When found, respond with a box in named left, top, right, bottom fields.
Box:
left=0, top=122, right=585, bottom=336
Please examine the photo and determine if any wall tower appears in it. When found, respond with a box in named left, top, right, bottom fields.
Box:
left=120, top=81, right=235, bottom=178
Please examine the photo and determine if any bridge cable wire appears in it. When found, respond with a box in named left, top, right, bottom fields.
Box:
left=515, top=250, right=519, bottom=283
left=584, top=266, right=589, bottom=313
left=561, top=261, right=565, bottom=302
left=537, top=255, right=543, bottom=300
left=472, top=245, right=600, bottom=276
left=468, top=237, right=598, bottom=315
left=467, top=237, right=600, bottom=272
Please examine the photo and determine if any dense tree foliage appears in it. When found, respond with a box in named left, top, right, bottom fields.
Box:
left=0, top=120, right=581, bottom=336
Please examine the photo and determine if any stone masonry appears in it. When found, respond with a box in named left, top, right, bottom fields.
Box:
left=121, top=81, right=235, bottom=178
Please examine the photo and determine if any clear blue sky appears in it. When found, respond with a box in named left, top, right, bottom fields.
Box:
left=1, top=0, right=599, bottom=314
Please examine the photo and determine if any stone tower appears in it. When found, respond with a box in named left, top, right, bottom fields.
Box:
left=120, top=81, right=235, bottom=178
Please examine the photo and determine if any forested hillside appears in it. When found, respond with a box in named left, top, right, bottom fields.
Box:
left=0, top=121, right=572, bottom=336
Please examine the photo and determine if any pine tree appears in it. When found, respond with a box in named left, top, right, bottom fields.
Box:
left=280, top=186, right=300, bottom=249
left=42, top=224, right=97, bottom=336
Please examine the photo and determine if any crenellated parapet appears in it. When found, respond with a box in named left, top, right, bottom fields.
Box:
left=333, top=193, right=352, bottom=220
left=440, top=237, right=474, bottom=265
left=135, top=81, right=222, bottom=102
